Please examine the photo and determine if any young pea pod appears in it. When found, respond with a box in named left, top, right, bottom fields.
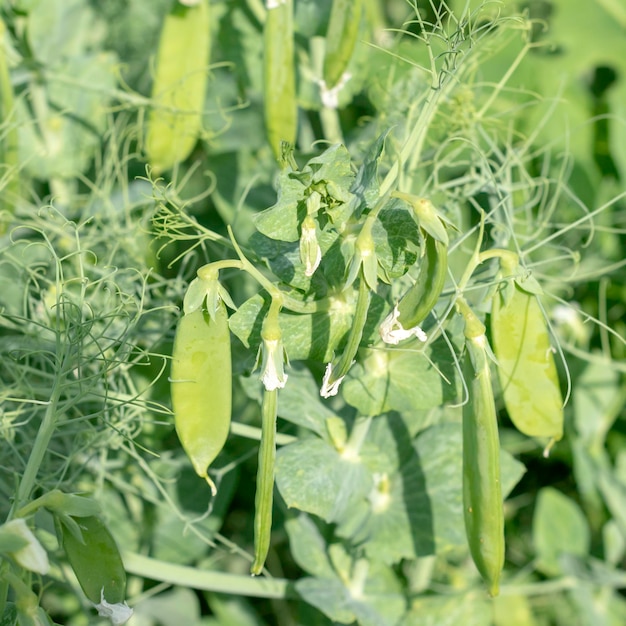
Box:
left=58, top=515, right=132, bottom=624
left=171, top=300, right=232, bottom=494
left=321, top=275, right=371, bottom=398
left=490, top=277, right=563, bottom=445
left=323, top=0, right=363, bottom=89
left=251, top=388, right=277, bottom=575
left=251, top=299, right=286, bottom=574
left=380, top=194, right=449, bottom=344
left=459, top=298, right=504, bottom=597
left=264, top=0, right=297, bottom=158
left=0, top=17, right=19, bottom=233
left=146, top=0, right=210, bottom=173
left=380, top=234, right=447, bottom=344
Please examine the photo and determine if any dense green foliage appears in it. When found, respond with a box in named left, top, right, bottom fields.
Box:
left=0, top=1, right=625, bottom=625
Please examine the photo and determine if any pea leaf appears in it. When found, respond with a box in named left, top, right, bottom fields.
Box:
left=275, top=365, right=338, bottom=436
left=342, top=336, right=459, bottom=416
left=18, top=53, right=117, bottom=179
left=373, top=199, right=421, bottom=280
left=294, top=560, right=405, bottom=626
left=399, top=594, right=493, bottom=626
left=275, top=438, right=373, bottom=523
left=254, top=144, right=356, bottom=242
left=336, top=421, right=526, bottom=563
left=228, top=288, right=385, bottom=364
left=284, top=514, right=336, bottom=579
left=533, top=487, right=590, bottom=576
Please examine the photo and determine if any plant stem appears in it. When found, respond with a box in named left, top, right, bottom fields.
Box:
left=123, top=552, right=293, bottom=599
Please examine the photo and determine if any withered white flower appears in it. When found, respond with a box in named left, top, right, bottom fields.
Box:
left=300, top=215, right=322, bottom=277
left=379, top=304, right=427, bottom=345
left=259, top=337, right=288, bottom=391
left=94, top=589, right=133, bottom=626
left=320, top=362, right=348, bottom=398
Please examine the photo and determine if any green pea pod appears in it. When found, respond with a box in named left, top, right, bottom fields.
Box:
left=321, top=275, right=371, bottom=397
left=379, top=235, right=447, bottom=344
left=264, top=0, right=297, bottom=158
left=490, top=280, right=563, bottom=443
left=459, top=299, right=504, bottom=597
left=251, top=388, right=277, bottom=575
left=171, top=302, right=232, bottom=494
left=323, top=0, right=363, bottom=89
left=146, top=0, right=210, bottom=173
left=58, top=515, right=130, bottom=613
left=0, top=17, right=19, bottom=233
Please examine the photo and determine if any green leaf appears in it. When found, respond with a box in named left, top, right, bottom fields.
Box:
left=276, top=365, right=338, bottom=436
left=254, top=144, right=356, bottom=242
left=228, top=293, right=354, bottom=363
left=573, top=359, right=623, bottom=443
left=399, top=594, right=493, bottom=626
left=294, top=560, right=405, bottom=626
left=533, top=487, right=591, bottom=576
left=373, top=199, right=421, bottom=280
left=27, top=0, right=105, bottom=64
left=284, top=514, right=335, bottom=579
left=342, top=336, right=459, bottom=416
left=337, top=421, right=526, bottom=562
left=18, top=53, right=117, bottom=179
left=131, top=588, right=201, bottom=626
left=275, top=438, right=372, bottom=523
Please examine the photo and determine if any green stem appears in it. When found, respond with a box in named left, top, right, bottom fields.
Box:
left=225, top=226, right=332, bottom=314
left=320, top=105, right=344, bottom=145
left=343, top=415, right=373, bottom=458
left=10, top=384, right=63, bottom=516
left=123, top=552, right=292, bottom=599
left=251, top=388, right=278, bottom=575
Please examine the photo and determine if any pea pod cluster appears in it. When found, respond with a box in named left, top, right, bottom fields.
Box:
left=171, top=286, right=232, bottom=494
left=490, top=272, right=564, bottom=445
left=146, top=0, right=210, bottom=173
left=459, top=298, right=504, bottom=597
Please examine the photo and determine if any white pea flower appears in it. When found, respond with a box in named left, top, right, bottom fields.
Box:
left=94, top=590, right=134, bottom=626
left=320, top=362, right=348, bottom=398
left=259, top=337, right=288, bottom=391
left=379, top=304, right=427, bottom=345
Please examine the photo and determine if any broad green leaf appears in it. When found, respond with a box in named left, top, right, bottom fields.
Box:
left=254, top=144, right=356, bottom=242
left=284, top=514, right=335, bottom=579
left=275, top=365, right=337, bottom=436
left=131, top=587, right=201, bottom=626
left=373, top=199, right=420, bottom=280
left=228, top=289, right=385, bottom=363
left=596, top=462, right=626, bottom=540
left=27, top=0, right=105, bottom=64
left=493, top=594, right=538, bottom=626
left=399, top=594, right=492, bottom=626
left=275, top=438, right=372, bottom=523
left=533, top=487, right=590, bottom=576
left=295, top=560, right=405, bottom=626
left=18, top=53, right=117, bottom=179
left=248, top=226, right=342, bottom=292
left=342, top=336, right=458, bottom=416
left=337, top=422, right=525, bottom=561
left=573, top=358, right=624, bottom=443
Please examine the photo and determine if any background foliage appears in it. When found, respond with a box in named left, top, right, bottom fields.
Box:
left=0, top=0, right=625, bottom=625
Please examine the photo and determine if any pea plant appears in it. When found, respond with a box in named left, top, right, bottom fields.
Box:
left=1, top=0, right=625, bottom=625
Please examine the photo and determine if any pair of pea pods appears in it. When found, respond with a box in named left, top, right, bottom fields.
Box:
left=461, top=269, right=563, bottom=596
